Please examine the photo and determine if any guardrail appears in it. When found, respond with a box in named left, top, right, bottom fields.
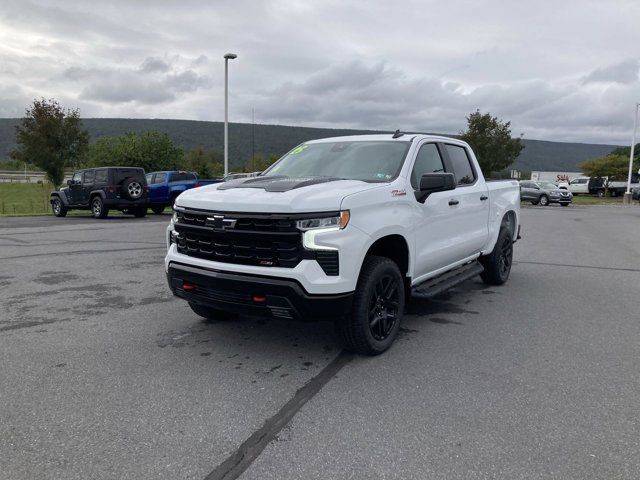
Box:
left=0, top=171, right=73, bottom=183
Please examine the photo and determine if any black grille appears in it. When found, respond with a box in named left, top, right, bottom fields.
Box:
left=174, top=208, right=340, bottom=275
left=175, top=209, right=305, bottom=268
left=315, top=251, right=339, bottom=276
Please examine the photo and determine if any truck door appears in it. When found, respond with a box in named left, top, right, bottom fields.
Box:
left=68, top=172, right=83, bottom=204
left=81, top=170, right=95, bottom=206
left=153, top=172, right=169, bottom=203
left=411, top=142, right=464, bottom=275
left=440, top=143, right=490, bottom=260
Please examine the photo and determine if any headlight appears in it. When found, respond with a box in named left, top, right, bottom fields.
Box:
left=296, top=211, right=350, bottom=231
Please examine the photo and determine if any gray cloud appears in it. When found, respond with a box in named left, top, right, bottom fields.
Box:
left=1, top=0, right=640, bottom=144
left=139, top=57, right=171, bottom=73
left=582, top=59, right=639, bottom=84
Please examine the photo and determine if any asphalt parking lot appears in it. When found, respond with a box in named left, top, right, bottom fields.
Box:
left=1, top=205, right=640, bottom=480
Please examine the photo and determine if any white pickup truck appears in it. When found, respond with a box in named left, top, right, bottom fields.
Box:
left=165, top=133, right=521, bottom=354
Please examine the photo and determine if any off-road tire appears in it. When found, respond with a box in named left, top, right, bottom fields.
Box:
left=51, top=198, right=67, bottom=217
left=341, top=256, right=405, bottom=356
left=122, top=178, right=144, bottom=200
left=189, top=302, right=238, bottom=321
left=479, top=226, right=513, bottom=285
left=91, top=196, right=109, bottom=219
left=151, top=205, right=165, bottom=215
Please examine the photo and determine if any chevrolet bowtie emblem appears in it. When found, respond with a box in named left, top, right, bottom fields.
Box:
left=205, top=215, right=237, bottom=230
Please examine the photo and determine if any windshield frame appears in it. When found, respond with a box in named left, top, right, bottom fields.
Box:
left=261, top=140, right=412, bottom=183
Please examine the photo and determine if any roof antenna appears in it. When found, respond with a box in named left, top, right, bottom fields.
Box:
left=392, top=129, right=404, bottom=138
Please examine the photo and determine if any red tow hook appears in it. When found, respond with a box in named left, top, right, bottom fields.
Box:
left=182, top=282, right=196, bottom=292
left=252, top=295, right=266, bottom=303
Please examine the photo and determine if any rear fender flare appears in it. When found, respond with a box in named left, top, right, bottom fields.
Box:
left=89, top=190, right=106, bottom=200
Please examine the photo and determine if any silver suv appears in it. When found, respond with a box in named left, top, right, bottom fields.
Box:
left=520, top=181, right=573, bottom=207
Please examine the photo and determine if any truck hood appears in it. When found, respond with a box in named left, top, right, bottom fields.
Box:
left=175, top=177, right=385, bottom=212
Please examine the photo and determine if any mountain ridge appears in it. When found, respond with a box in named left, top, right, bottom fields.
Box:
left=0, top=118, right=619, bottom=172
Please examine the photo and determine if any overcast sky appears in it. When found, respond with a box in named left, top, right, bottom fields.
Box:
left=1, top=0, right=639, bottom=144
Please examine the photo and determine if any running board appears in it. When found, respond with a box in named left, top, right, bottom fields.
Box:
left=411, top=261, right=484, bottom=299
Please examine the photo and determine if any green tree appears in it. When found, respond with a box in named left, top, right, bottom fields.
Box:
left=247, top=153, right=279, bottom=172
left=182, top=146, right=223, bottom=178
left=610, top=143, right=640, bottom=160
left=10, top=98, right=89, bottom=187
left=86, top=131, right=183, bottom=173
left=578, top=154, right=635, bottom=195
left=460, top=110, right=524, bottom=175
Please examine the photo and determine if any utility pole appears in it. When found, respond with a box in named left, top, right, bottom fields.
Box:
left=223, top=53, right=237, bottom=176
left=251, top=107, right=255, bottom=171
left=623, top=102, right=639, bottom=205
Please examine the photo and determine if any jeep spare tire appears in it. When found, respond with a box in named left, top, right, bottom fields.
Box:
left=123, top=178, right=143, bottom=200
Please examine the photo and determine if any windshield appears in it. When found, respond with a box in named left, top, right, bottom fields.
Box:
left=263, top=141, right=410, bottom=182
left=539, top=182, right=558, bottom=190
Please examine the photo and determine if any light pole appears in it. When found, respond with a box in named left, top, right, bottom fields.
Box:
left=623, top=102, right=639, bottom=204
left=224, top=53, right=237, bottom=176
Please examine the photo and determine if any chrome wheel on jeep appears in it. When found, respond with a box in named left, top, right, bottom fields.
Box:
left=128, top=181, right=142, bottom=199
left=51, top=198, right=67, bottom=217
left=91, top=196, right=109, bottom=219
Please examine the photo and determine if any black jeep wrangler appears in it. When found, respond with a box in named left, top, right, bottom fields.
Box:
left=50, top=167, right=149, bottom=219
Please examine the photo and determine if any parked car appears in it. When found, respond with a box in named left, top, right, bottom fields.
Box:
left=165, top=133, right=521, bottom=355
left=520, top=181, right=572, bottom=206
left=146, top=171, right=221, bottom=214
left=50, top=167, right=149, bottom=219
left=632, top=186, right=640, bottom=201
left=568, top=176, right=605, bottom=196
left=607, top=173, right=640, bottom=197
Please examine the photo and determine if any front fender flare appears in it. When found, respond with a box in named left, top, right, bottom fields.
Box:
left=50, top=190, right=69, bottom=205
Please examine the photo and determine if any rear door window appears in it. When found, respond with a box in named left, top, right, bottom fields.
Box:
left=444, top=144, right=476, bottom=185
left=94, top=169, right=108, bottom=185
left=411, top=143, right=446, bottom=189
left=82, top=170, right=95, bottom=185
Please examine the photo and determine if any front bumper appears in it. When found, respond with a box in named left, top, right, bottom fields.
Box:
left=167, top=262, right=353, bottom=321
left=550, top=195, right=572, bottom=204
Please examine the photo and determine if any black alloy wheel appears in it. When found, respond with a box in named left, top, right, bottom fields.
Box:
left=368, top=274, right=401, bottom=341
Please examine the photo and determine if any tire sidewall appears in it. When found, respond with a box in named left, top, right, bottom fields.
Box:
left=539, top=195, right=549, bottom=206
left=52, top=198, right=63, bottom=216
left=91, top=197, right=104, bottom=218
left=354, top=259, right=405, bottom=354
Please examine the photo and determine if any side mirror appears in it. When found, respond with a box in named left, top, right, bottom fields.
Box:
left=417, top=173, right=456, bottom=202
left=67, top=179, right=73, bottom=186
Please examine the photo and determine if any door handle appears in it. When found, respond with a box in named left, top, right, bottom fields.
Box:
left=480, top=195, right=488, bottom=201
left=448, top=199, right=459, bottom=206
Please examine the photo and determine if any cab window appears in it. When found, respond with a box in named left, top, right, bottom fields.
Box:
left=72, top=172, right=82, bottom=184
left=444, top=144, right=476, bottom=185
left=411, top=144, right=445, bottom=189
left=154, top=173, right=167, bottom=184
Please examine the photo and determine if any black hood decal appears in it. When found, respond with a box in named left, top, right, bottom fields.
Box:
left=217, top=176, right=343, bottom=192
